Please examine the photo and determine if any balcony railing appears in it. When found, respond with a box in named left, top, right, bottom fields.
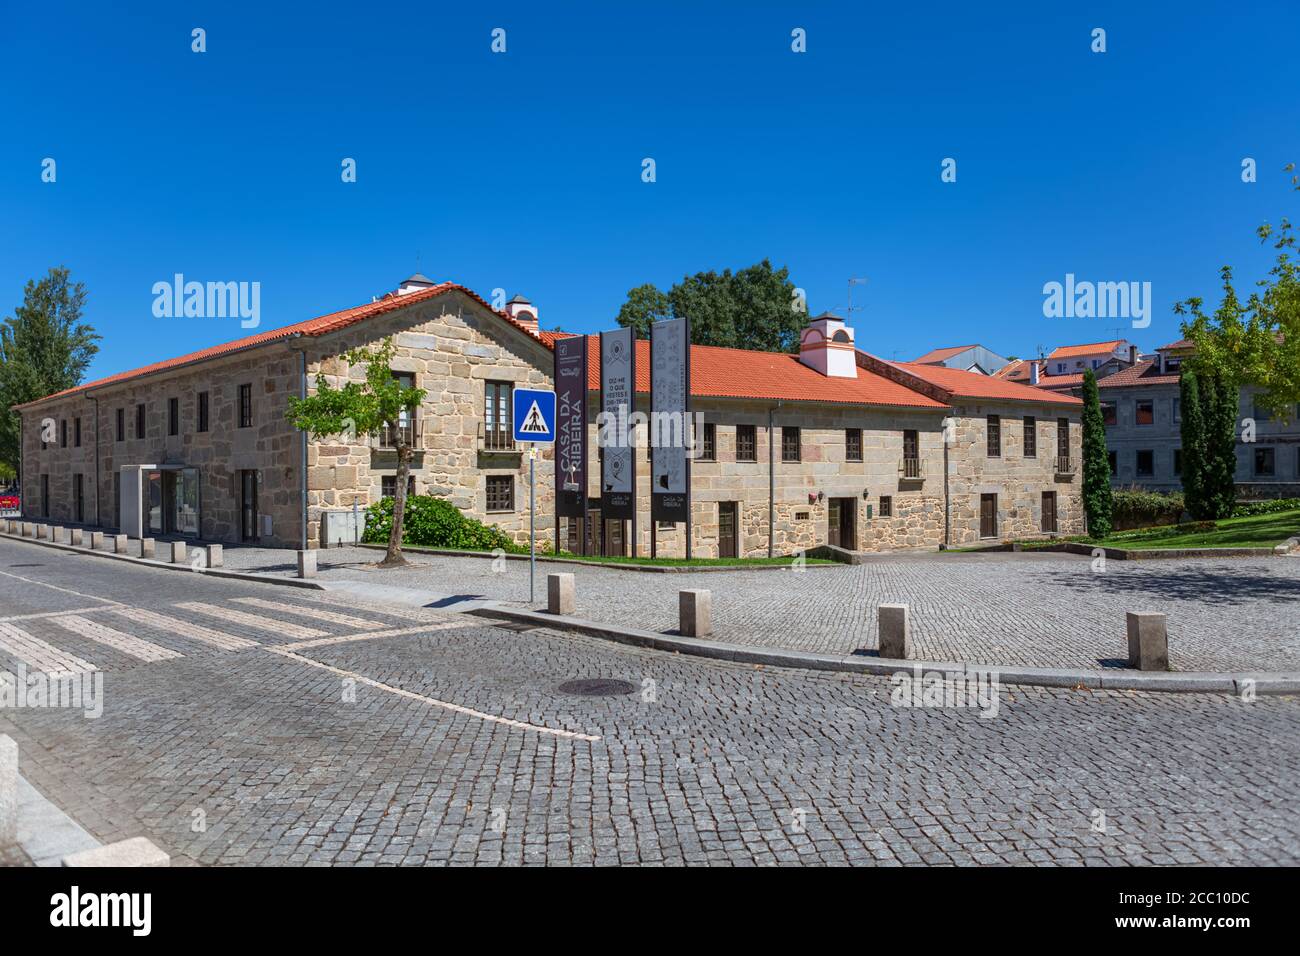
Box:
left=479, top=422, right=517, bottom=452
left=1054, top=456, right=1076, bottom=476
left=899, top=457, right=925, bottom=480
left=374, top=421, right=420, bottom=449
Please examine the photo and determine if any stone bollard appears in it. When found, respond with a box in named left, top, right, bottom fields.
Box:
left=297, top=550, right=317, bottom=579
left=547, top=573, right=575, bottom=614
left=679, top=589, right=712, bottom=638
left=205, top=544, right=223, bottom=568
left=139, top=538, right=155, bottom=559
left=7, top=519, right=18, bottom=534
left=169, top=541, right=187, bottom=563
left=0, top=733, right=16, bottom=845
left=50, top=526, right=64, bottom=544
left=878, top=603, right=912, bottom=660
left=37, top=524, right=49, bottom=540
left=69, top=528, right=82, bottom=546
left=63, top=837, right=170, bottom=868
left=113, top=534, right=129, bottom=554
left=90, top=531, right=104, bottom=549
left=1126, top=612, right=1169, bottom=671
left=22, top=522, right=34, bottom=537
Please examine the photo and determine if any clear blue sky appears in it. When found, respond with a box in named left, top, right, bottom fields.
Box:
left=2, top=1, right=1298, bottom=381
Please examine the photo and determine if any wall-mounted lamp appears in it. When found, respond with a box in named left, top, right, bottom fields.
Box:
left=862, top=489, right=870, bottom=500
left=817, top=491, right=825, bottom=503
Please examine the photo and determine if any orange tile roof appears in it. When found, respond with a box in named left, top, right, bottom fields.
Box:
left=913, top=344, right=977, bottom=364
left=582, top=338, right=947, bottom=409
left=993, top=358, right=1037, bottom=381
left=1097, top=359, right=1181, bottom=388
left=1157, top=338, right=1194, bottom=351
left=1046, top=340, right=1125, bottom=360
left=17, top=283, right=544, bottom=409
left=887, top=361, right=1082, bottom=405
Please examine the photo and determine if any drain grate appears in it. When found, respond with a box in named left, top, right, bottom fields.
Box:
left=556, top=678, right=636, bottom=697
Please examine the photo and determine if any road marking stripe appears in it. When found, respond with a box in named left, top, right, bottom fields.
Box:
left=265, top=646, right=600, bottom=742
left=232, top=598, right=386, bottom=631
left=175, top=602, right=327, bottom=640
left=0, top=607, right=120, bottom=623
left=0, top=622, right=97, bottom=674
left=50, top=615, right=183, bottom=663
left=278, top=620, right=487, bottom=651
left=105, top=607, right=259, bottom=651
left=0, top=568, right=121, bottom=605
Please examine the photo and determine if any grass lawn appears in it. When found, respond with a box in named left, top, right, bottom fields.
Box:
left=1087, top=508, right=1300, bottom=550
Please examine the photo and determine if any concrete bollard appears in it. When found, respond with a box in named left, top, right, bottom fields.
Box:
left=69, top=528, right=82, bottom=546
left=0, top=733, right=16, bottom=845
left=22, top=522, right=34, bottom=537
left=205, top=544, right=223, bottom=568
left=139, top=538, right=155, bottom=559
left=36, top=524, right=49, bottom=540
left=169, top=541, right=187, bottom=563
left=547, top=572, right=575, bottom=614
left=50, top=526, right=64, bottom=544
left=113, top=534, right=129, bottom=554
left=90, top=531, right=104, bottom=549
left=6, top=519, right=17, bottom=534
left=878, top=603, right=912, bottom=660
left=679, top=589, right=712, bottom=638
left=1127, top=612, right=1169, bottom=671
left=297, top=550, right=317, bottom=579
left=62, top=837, right=170, bottom=868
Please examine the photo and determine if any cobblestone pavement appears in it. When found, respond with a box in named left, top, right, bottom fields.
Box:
left=2, top=537, right=1299, bottom=866
left=216, top=545, right=1300, bottom=673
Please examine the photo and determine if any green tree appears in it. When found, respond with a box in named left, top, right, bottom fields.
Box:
left=615, top=259, right=807, bottom=351
left=1179, top=369, right=1206, bottom=518
left=0, top=268, right=100, bottom=473
left=286, top=337, right=425, bottom=567
left=1080, top=370, right=1113, bottom=537
left=1202, top=374, right=1239, bottom=519
left=1178, top=164, right=1300, bottom=419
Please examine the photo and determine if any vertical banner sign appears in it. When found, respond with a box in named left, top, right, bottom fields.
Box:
left=554, top=336, right=588, bottom=519
left=600, top=327, right=636, bottom=520
left=651, top=317, right=690, bottom=523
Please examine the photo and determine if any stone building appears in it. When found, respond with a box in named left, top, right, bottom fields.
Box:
left=13, top=276, right=1085, bottom=556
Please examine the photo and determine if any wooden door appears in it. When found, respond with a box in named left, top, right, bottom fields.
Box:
left=718, top=502, right=738, bottom=558
left=835, top=497, right=856, bottom=550
left=1041, top=491, right=1058, bottom=533
left=980, top=493, right=998, bottom=538
left=827, top=498, right=841, bottom=548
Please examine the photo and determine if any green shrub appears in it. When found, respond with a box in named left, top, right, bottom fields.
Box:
left=1110, top=488, right=1185, bottom=530
left=363, top=496, right=526, bottom=553
left=1231, top=498, right=1300, bottom=517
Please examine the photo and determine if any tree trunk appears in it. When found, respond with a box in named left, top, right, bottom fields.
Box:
left=381, top=438, right=412, bottom=567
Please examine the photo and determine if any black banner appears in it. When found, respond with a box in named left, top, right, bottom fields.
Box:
left=651, top=317, right=690, bottom=523
left=554, top=336, right=588, bottom=519
left=599, top=328, right=636, bottom=520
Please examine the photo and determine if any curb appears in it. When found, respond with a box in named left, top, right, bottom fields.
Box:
left=0, top=530, right=325, bottom=590
left=1060, top=542, right=1279, bottom=560
left=466, top=604, right=1300, bottom=696
left=354, top=542, right=838, bottom=573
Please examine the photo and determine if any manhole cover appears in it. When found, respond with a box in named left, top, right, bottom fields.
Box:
left=556, top=678, right=636, bottom=697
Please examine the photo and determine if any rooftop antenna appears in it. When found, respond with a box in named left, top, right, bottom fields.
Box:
left=846, top=277, right=868, bottom=322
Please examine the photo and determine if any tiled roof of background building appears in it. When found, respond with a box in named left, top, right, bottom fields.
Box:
left=1046, top=340, right=1124, bottom=359
left=1096, top=360, right=1181, bottom=388
left=913, top=345, right=977, bottom=364
left=886, top=361, right=1083, bottom=405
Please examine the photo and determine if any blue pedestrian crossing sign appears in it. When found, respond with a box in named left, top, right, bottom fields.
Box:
left=513, top=388, right=556, bottom=444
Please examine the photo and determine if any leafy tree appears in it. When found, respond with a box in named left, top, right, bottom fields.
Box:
left=286, top=337, right=424, bottom=567
left=1179, top=369, right=1206, bottom=517
left=1178, top=164, right=1300, bottom=419
left=1202, top=374, right=1239, bottom=519
left=1080, top=370, right=1113, bottom=537
left=0, top=268, right=100, bottom=472
left=615, top=259, right=808, bottom=351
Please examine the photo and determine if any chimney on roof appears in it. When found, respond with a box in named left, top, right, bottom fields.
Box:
left=798, top=312, right=856, bottom=378
left=398, top=273, right=437, bottom=296
left=1128, top=345, right=1138, bottom=365
left=504, top=294, right=540, bottom=337
left=1029, top=362, right=1040, bottom=385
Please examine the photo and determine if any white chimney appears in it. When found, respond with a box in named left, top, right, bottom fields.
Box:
left=798, top=312, right=856, bottom=378
left=397, top=273, right=437, bottom=296
left=1029, top=361, right=1040, bottom=385
left=505, top=294, right=540, bottom=336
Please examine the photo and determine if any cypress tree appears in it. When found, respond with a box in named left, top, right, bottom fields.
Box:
left=1081, top=370, right=1113, bottom=538
left=1205, top=375, right=1239, bottom=518
left=1180, top=369, right=1206, bottom=518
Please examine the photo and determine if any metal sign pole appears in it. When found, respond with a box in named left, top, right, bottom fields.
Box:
left=529, top=444, right=536, bottom=604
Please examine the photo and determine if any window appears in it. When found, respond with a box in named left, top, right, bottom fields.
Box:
left=879, top=495, right=893, bottom=517
left=484, top=380, right=511, bottom=450
left=485, top=475, right=514, bottom=512
left=902, top=429, right=920, bottom=478
left=845, top=428, right=862, bottom=462
left=1173, top=399, right=1181, bottom=423
left=1102, top=402, right=1117, bottom=426
left=1108, top=451, right=1118, bottom=477
left=168, top=397, right=179, bottom=436
left=1251, top=399, right=1271, bottom=423
left=781, top=426, right=801, bottom=462
left=381, top=474, right=417, bottom=499
left=698, top=422, right=716, bottom=461
left=1136, top=399, right=1154, bottom=426
left=986, top=415, right=1001, bottom=457
left=60, top=419, right=67, bottom=448
left=238, top=384, right=253, bottom=428
left=116, top=408, right=125, bottom=442
left=74, top=474, right=84, bottom=523
left=74, top=417, right=81, bottom=447
left=1023, top=416, right=1036, bottom=458
left=1174, top=449, right=1183, bottom=476
left=1136, top=450, right=1154, bottom=477
left=41, top=475, right=49, bottom=517
left=736, top=424, right=756, bottom=462
left=197, top=392, right=209, bottom=432
left=1254, top=447, right=1276, bottom=477
left=136, top=403, right=146, bottom=439
left=1057, top=418, right=1070, bottom=461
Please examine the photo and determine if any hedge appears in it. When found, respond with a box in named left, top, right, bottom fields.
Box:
left=363, top=495, right=526, bottom=553
left=1110, top=488, right=1185, bottom=531
left=1231, top=498, right=1300, bottom=517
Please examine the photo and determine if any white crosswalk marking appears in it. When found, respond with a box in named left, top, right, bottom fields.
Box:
left=0, top=622, right=97, bottom=674
left=174, top=602, right=328, bottom=640
left=106, top=607, right=259, bottom=651
left=50, top=615, right=183, bottom=663
left=232, top=598, right=386, bottom=631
